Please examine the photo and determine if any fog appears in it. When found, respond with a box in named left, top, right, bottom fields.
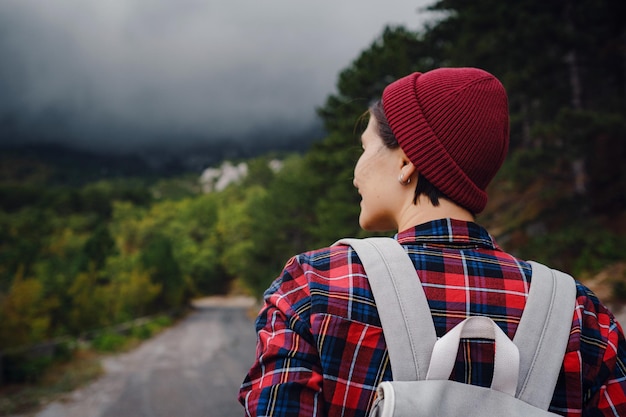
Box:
left=0, top=0, right=434, bottom=153
left=0, top=0, right=435, bottom=153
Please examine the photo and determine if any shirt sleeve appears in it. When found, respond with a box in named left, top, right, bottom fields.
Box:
left=239, top=256, right=325, bottom=417
left=585, top=311, right=626, bottom=416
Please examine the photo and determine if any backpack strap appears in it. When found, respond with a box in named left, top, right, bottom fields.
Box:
left=334, top=237, right=436, bottom=381
left=513, top=261, right=577, bottom=408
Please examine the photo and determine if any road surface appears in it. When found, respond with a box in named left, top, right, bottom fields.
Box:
left=26, top=296, right=258, bottom=417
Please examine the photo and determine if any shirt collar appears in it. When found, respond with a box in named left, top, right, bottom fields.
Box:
left=395, top=218, right=499, bottom=250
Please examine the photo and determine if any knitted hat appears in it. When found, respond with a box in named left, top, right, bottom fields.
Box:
left=382, top=67, right=509, bottom=213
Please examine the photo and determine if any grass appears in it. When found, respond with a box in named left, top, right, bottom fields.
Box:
left=0, top=348, right=103, bottom=416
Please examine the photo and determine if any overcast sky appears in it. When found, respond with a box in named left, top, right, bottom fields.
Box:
left=0, top=0, right=436, bottom=153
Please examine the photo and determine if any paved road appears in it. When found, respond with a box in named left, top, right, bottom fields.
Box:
left=29, top=297, right=258, bottom=417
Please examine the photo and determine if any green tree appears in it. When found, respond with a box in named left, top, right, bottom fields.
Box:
left=170, top=195, right=229, bottom=295
left=0, top=208, right=53, bottom=288
left=426, top=0, right=625, bottom=147
left=67, top=267, right=110, bottom=333
left=0, top=268, right=51, bottom=350
left=81, top=224, right=116, bottom=271
left=111, top=267, right=161, bottom=320
left=141, top=233, right=185, bottom=310
left=217, top=186, right=266, bottom=294
left=222, top=155, right=318, bottom=296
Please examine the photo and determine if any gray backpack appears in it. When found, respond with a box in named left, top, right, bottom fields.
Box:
left=335, top=237, right=577, bottom=417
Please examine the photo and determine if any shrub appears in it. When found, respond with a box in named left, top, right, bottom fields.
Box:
left=91, top=332, right=127, bottom=352
left=2, top=354, right=52, bottom=383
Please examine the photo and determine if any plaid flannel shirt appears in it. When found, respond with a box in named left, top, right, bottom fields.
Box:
left=239, top=219, right=626, bottom=417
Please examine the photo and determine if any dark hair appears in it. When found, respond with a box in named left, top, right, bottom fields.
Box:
left=370, top=100, right=448, bottom=207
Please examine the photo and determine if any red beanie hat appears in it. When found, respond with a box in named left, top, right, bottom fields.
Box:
left=382, top=67, right=509, bottom=213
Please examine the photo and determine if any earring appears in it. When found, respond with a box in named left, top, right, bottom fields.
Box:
left=398, top=173, right=411, bottom=186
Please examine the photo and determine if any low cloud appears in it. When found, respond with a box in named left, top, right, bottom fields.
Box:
left=0, top=0, right=432, bottom=152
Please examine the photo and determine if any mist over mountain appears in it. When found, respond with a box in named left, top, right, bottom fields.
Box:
left=0, top=121, right=324, bottom=186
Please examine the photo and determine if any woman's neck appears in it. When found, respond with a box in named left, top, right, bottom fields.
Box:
left=396, top=195, right=474, bottom=232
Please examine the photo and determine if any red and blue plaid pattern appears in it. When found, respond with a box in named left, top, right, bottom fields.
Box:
left=239, top=219, right=626, bottom=417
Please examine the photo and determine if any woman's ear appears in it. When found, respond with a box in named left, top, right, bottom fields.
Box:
left=399, top=160, right=417, bottom=184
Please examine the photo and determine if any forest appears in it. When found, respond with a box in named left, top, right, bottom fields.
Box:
left=1, top=0, right=625, bottom=383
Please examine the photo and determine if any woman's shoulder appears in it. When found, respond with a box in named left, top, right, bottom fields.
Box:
left=262, top=243, right=370, bottom=319
left=573, top=279, right=620, bottom=326
left=296, top=242, right=358, bottom=267
left=266, top=243, right=366, bottom=296
left=280, top=243, right=365, bottom=285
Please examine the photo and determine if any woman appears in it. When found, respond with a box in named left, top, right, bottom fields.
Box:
left=239, top=68, right=626, bottom=417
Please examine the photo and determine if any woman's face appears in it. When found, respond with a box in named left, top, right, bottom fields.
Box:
left=353, top=115, right=404, bottom=231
